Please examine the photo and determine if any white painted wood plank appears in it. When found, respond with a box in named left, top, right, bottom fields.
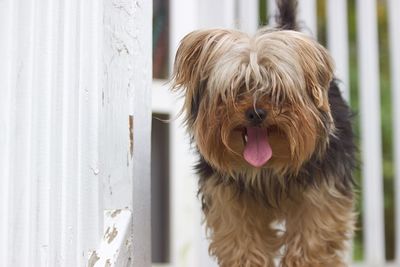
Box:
left=100, top=0, right=152, bottom=266
left=60, top=0, right=80, bottom=266
left=131, top=1, right=152, bottom=266
left=29, top=0, right=54, bottom=265
left=223, top=0, right=236, bottom=28
left=169, top=102, right=200, bottom=267
left=169, top=4, right=197, bottom=265
left=48, top=1, right=65, bottom=266
left=101, top=0, right=134, bottom=211
left=168, top=1, right=206, bottom=266
left=169, top=0, right=198, bottom=76
left=198, top=0, right=235, bottom=28
left=238, top=0, right=259, bottom=33
left=89, top=210, right=132, bottom=267
left=356, top=0, right=385, bottom=264
left=298, top=0, right=317, bottom=37
left=77, top=0, right=102, bottom=265
left=267, top=0, right=278, bottom=26
left=326, top=0, right=350, bottom=101
left=388, top=0, right=400, bottom=262
left=0, top=0, right=15, bottom=265
left=10, top=0, right=36, bottom=265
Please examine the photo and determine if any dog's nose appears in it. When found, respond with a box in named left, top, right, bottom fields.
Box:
left=245, top=108, right=267, bottom=125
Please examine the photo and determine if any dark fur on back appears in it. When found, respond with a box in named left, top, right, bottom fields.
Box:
left=296, top=80, right=355, bottom=194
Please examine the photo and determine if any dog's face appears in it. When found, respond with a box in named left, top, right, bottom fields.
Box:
left=172, top=28, right=335, bottom=176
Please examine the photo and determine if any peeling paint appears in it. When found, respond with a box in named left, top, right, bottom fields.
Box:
left=111, top=209, right=122, bottom=218
left=107, top=175, right=113, bottom=195
left=105, top=226, right=118, bottom=244
left=129, top=115, right=134, bottom=157
left=104, top=226, right=111, bottom=239
left=91, top=165, right=100, bottom=175
left=135, top=0, right=140, bottom=8
left=125, top=237, right=132, bottom=251
left=110, top=32, right=131, bottom=56
left=88, top=210, right=133, bottom=266
left=88, top=251, right=100, bottom=267
left=112, top=0, right=134, bottom=16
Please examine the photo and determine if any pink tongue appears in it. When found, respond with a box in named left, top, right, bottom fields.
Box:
left=243, top=127, right=272, bottom=167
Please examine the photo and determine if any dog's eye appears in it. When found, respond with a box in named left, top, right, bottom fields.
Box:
left=236, top=86, right=247, bottom=97
left=271, top=102, right=293, bottom=116
left=236, top=92, right=247, bottom=101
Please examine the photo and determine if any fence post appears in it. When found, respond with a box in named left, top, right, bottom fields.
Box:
left=326, top=0, right=350, bottom=100
left=356, top=0, right=386, bottom=264
left=297, top=0, right=316, bottom=37
left=99, top=0, right=152, bottom=266
left=237, top=0, right=259, bottom=33
left=388, top=0, right=400, bottom=262
left=198, top=0, right=235, bottom=28
left=0, top=0, right=15, bottom=265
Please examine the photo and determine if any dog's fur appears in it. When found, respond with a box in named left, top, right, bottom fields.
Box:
left=171, top=0, right=356, bottom=266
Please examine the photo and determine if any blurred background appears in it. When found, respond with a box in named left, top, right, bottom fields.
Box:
left=152, top=0, right=400, bottom=266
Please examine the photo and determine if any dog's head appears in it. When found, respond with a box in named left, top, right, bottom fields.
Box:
left=172, top=28, right=335, bottom=176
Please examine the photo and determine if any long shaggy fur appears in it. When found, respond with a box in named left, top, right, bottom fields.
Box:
left=171, top=0, right=356, bottom=266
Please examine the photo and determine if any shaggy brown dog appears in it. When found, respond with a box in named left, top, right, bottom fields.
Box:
left=171, top=0, right=356, bottom=266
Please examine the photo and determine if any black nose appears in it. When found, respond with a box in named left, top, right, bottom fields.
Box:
left=245, top=108, right=267, bottom=124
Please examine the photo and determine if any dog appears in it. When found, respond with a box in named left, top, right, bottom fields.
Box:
left=171, top=0, right=356, bottom=266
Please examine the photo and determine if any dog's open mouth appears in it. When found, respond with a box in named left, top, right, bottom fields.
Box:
left=241, top=127, right=273, bottom=167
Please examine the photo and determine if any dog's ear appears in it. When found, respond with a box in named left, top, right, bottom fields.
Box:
left=299, top=40, right=334, bottom=111
left=171, top=29, right=232, bottom=125
left=172, top=30, right=212, bottom=92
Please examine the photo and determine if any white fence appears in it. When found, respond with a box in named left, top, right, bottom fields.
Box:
left=0, top=0, right=151, bottom=266
left=0, top=0, right=399, bottom=266
left=152, top=0, right=400, bottom=266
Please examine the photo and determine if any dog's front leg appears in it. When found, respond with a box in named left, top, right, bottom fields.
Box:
left=281, top=183, right=355, bottom=267
left=201, top=179, right=281, bottom=267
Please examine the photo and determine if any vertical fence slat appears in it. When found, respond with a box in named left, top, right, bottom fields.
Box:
left=237, top=0, right=259, bottom=33
left=11, top=0, right=36, bottom=265
left=223, top=0, right=236, bottom=28
left=326, top=0, right=350, bottom=101
left=169, top=0, right=198, bottom=73
left=198, top=0, right=235, bottom=28
left=388, top=0, right=400, bottom=262
left=169, top=1, right=199, bottom=266
left=30, top=0, right=54, bottom=265
left=267, top=0, right=278, bottom=26
left=49, top=1, right=64, bottom=265
left=298, top=0, right=317, bottom=36
left=77, top=0, right=102, bottom=265
left=356, top=0, right=386, bottom=264
left=0, top=0, right=15, bottom=265
left=60, top=0, right=80, bottom=266
left=131, top=0, right=152, bottom=265
left=99, top=0, right=152, bottom=266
